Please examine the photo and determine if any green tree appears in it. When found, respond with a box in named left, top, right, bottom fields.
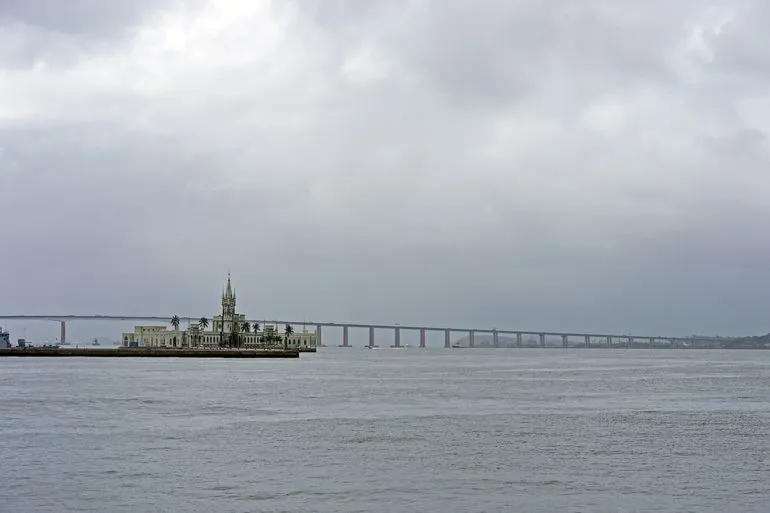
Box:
left=170, top=315, right=180, bottom=331
left=199, top=317, right=209, bottom=330
left=284, top=324, right=294, bottom=350
left=242, top=321, right=251, bottom=333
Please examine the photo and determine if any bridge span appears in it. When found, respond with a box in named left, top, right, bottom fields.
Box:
left=0, top=315, right=688, bottom=349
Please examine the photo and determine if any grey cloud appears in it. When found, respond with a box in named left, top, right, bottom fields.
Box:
left=698, top=128, right=767, bottom=157
left=706, top=3, right=770, bottom=78
left=0, top=0, right=168, bottom=36
left=309, top=0, right=695, bottom=108
left=0, top=0, right=171, bottom=69
left=2, top=0, right=770, bottom=343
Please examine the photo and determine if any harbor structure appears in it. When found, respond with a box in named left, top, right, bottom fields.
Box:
left=0, top=347, right=299, bottom=358
left=0, top=327, right=10, bottom=348
left=121, top=275, right=317, bottom=350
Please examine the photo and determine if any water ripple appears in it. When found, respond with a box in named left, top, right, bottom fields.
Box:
left=0, top=349, right=768, bottom=512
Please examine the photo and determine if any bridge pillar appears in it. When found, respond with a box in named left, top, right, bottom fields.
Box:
left=469, top=330, right=475, bottom=348
left=584, top=335, right=591, bottom=348
left=394, top=327, right=401, bottom=348
left=60, top=321, right=66, bottom=346
left=316, top=325, right=322, bottom=346
left=650, top=337, right=655, bottom=349
left=369, top=326, right=375, bottom=347
left=607, top=336, right=612, bottom=347
left=562, top=334, right=568, bottom=348
left=492, top=330, right=499, bottom=348
left=444, top=329, right=451, bottom=348
left=539, top=333, right=545, bottom=347
left=516, top=332, right=523, bottom=348
left=342, top=325, right=349, bottom=347
left=419, top=328, right=426, bottom=348
left=627, top=337, right=633, bottom=348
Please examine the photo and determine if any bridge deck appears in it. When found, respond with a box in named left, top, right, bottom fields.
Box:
left=0, top=315, right=680, bottom=341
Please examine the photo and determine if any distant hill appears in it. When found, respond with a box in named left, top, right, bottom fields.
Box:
left=451, top=333, right=770, bottom=349
left=722, top=333, right=770, bottom=349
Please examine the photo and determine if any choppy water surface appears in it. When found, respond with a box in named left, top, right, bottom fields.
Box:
left=1, top=349, right=769, bottom=512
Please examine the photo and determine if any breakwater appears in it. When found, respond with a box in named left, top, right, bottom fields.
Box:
left=0, top=347, right=300, bottom=358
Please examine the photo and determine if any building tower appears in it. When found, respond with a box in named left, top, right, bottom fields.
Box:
left=222, top=273, right=236, bottom=318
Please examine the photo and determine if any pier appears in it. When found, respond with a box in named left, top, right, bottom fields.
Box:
left=0, top=347, right=301, bottom=358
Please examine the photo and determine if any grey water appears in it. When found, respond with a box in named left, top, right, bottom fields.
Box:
left=1, top=349, right=769, bottom=513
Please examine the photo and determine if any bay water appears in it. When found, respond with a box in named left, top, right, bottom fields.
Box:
left=1, top=348, right=768, bottom=512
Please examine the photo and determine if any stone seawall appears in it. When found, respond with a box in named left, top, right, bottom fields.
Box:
left=0, top=347, right=300, bottom=358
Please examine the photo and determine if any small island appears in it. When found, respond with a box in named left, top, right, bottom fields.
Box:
left=121, top=274, right=316, bottom=352
left=0, top=275, right=314, bottom=358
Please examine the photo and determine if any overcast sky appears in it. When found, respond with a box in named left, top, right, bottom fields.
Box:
left=2, top=0, right=770, bottom=342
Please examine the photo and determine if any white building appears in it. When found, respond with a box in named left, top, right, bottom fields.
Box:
left=122, top=275, right=316, bottom=350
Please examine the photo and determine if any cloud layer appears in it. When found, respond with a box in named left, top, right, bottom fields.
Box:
left=2, top=0, right=770, bottom=341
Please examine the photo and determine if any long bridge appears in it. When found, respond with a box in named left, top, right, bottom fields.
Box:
left=0, top=315, right=693, bottom=348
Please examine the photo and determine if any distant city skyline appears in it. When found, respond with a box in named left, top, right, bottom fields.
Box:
left=2, top=1, right=770, bottom=340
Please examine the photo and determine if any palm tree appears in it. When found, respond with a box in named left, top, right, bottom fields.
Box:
left=240, top=322, right=250, bottom=348
left=199, top=317, right=209, bottom=330
left=170, top=315, right=180, bottom=331
left=284, top=324, right=294, bottom=350
left=252, top=322, right=260, bottom=333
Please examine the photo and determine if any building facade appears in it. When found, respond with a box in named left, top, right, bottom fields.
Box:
left=0, top=327, right=10, bottom=348
left=121, top=275, right=316, bottom=350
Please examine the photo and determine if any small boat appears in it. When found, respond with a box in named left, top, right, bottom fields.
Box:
left=451, top=344, right=463, bottom=348
left=366, top=345, right=379, bottom=350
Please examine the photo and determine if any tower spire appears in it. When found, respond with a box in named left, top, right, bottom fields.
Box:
left=225, top=272, right=233, bottom=299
